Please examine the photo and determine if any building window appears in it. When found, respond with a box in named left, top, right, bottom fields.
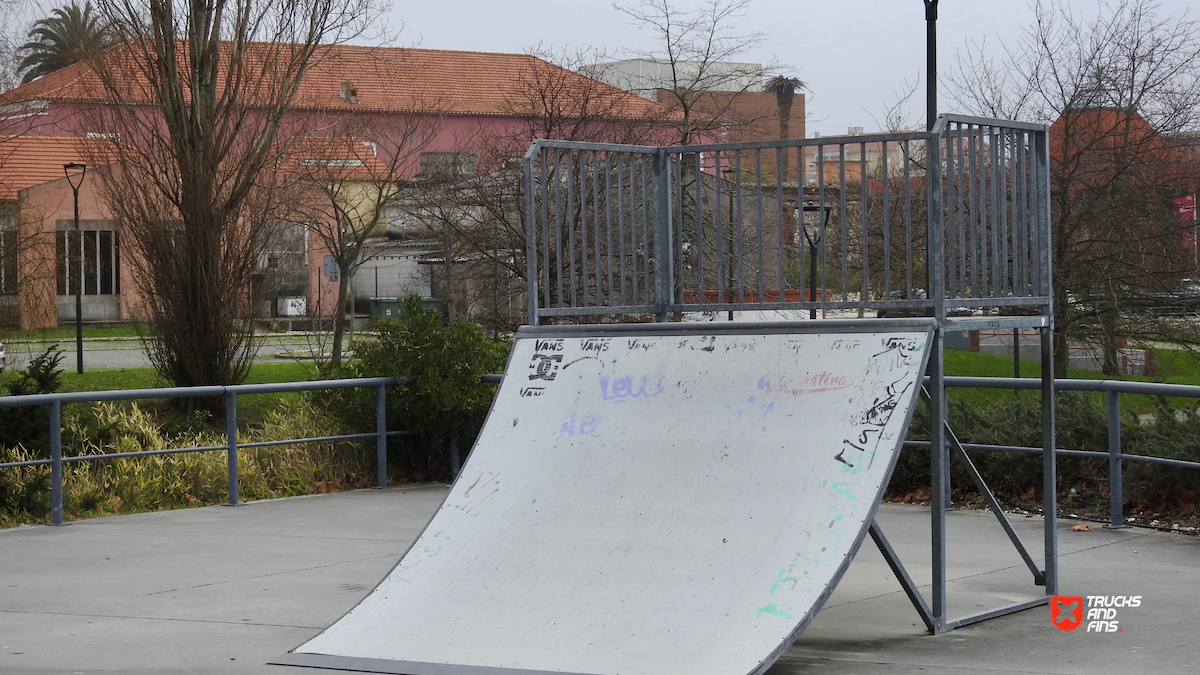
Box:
left=56, top=229, right=120, bottom=296
left=419, top=152, right=478, bottom=179
left=0, top=226, right=16, bottom=295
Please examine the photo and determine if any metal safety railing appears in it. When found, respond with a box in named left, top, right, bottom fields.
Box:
left=0, top=377, right=401, bottom=525
left=922, top=376, right=1200, bottom=529
left=523, top=114, right=1051, bottom=322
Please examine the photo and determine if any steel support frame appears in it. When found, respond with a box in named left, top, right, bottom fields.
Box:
left=521, top=114, right=1058, bottom=636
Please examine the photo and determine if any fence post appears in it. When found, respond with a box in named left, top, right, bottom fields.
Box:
left=50, top=399, right=63, bottom=525
left=1106, top=388, right=1126, bottom=529
left=225, top=391, right=239, bottom=506
left=376, top=384, right=387, bottom=488
left=651, top=148, right=673, bottom=322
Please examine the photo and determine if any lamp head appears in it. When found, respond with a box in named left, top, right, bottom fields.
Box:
left=63, top=162, right=87, bottom=190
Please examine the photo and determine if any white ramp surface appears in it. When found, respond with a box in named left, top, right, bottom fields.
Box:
left=278, top=320, right=933, bottom=675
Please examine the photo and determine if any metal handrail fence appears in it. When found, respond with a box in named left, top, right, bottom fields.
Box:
left=523, top=115, right=1051, bottom=322
left=0, top=377, right=414, bottom=525
left=925, top=376, right=1200, bottom=529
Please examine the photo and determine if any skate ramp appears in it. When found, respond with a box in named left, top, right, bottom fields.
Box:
left=275, top=319, right=934, bottom=675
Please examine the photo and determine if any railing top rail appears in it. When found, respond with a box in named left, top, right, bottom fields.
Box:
left=0, top=376, right=407, bottom=408
left=525, top=139, right=661, bottom=159
left=932, top=114, right=1049, bottom=134
left=942, top=376, right=1200, bottom=398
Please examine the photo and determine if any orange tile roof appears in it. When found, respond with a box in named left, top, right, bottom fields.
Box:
left=0, top=43, right=667, bottom=121
left=0, top=136, right=126, bottom=201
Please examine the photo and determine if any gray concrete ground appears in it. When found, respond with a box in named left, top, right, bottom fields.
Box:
left=1, top=487, right=1195, bottom=675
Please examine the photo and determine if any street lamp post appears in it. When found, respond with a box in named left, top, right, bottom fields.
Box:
left=925, top=0, right=939, bottom=131
left=63, top=162, right=87, bottom=374
left=801, top=202, right=831, bottom=320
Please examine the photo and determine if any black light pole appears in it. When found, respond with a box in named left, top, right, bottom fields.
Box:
left=64, top=162, right=87, bottom=374
left=925, top=0, right=939, bottom=131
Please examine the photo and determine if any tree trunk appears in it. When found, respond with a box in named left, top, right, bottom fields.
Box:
left=330, top=277, right=349, bottom=367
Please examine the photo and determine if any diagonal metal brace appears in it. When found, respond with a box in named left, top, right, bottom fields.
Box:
left=918, top=386, right=1045, bottom=586
left=944, top=424, right=1046, bottom=586
left=869, top=519, right=936, bottom=633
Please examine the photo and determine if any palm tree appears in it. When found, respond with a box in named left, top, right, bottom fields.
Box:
left=17, top=2, right=110, bottom=84
left=764, top=75, right=804, bottom=182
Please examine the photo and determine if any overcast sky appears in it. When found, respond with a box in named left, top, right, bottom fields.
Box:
left=384, top=0, right=1196, bottom=137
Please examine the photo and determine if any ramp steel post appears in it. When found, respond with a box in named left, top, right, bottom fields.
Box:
left=376, top=383, right=388, bottom=488
left=226, top=391, right=239, bottom=506
left=1041, top=325, right=1057, bottom=594
left=524, top=149, right=540, bottom=326
left=926, top=125, right=948, bottom=632
left=651, top=148, right=673, bottom=322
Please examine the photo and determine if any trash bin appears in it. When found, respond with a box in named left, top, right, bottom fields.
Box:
left=370, top=297, right=401, bottom=322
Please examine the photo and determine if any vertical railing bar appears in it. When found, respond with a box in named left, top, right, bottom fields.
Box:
left=538, top=150, right=550, bottom=314
left=695, top=151, right=706, bottom=301
left=632, top=155, right=642, bottom=306
left=957, top=126, right=967, bottom=299
left=1107, top=389, right=1126, bottom=529
left=226, top=391, right=238, bottom=506
left=839, top=144, right=848, bottom=302
left=553, top=149, right=565, bottom=309
left=1002, top=129, right=1012, bottom=297
left=375, top=384, right=387, bottom=488
left=579, top=151, right=589, bottom=307
left=755, top=148, right=765, bottom=304
left=968, top=127, right=979, bottom=297
left=50, top=399, right=63, bottom=525
left=615, top=154, right=627, bottom=306
left=591, top=152, right=602, bottom=307
left=566, top=151, right=577, bottom=307
left=675, top=154, right=685, bottom=308
left=776, top=146, right=785, bottom=304
left=605, top=152, right=615, bottom=307
left=641, top=154, right=651, bottom=306
left=861, top=143, right=869, bottom=304
left=716, top=153, right=725, bottom=307
left=819, top=146, right=828, bottom=306
left=797, top=146, right=806, bottom=308
left=904, top=141, right=913, bottom=299
left=989, top=126, right=1000, bottom=297
left=883, top=140, right=891, bottom=299
left=1017, top=132, right=1028, bottom=296
left=592, top=151, right=602, bottom=308
left=735, top=150, right=745, bottom=304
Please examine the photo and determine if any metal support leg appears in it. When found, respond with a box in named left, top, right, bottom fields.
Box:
left=927, top=329, right=947, bottom=631
left=1106, top=389, right=1126, bottom=529
left=1041, top=326, right=1057, bottom=595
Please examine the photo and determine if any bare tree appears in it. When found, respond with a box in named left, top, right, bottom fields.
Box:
left=283, top=115, right=440, bottom=366
left=399, top=46, right=666, bottom=327
left=613, top=0, right=778, bottom=145
left=948, top=0, right=1200, bottom=376
left=78, top=0, right=382, bottom=393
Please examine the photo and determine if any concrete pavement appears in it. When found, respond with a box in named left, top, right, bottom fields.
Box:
left=1, top=487, right=1195, bottom=674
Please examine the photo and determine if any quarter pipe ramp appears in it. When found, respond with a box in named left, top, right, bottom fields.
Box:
left=275, top=319, right=934, bottom=675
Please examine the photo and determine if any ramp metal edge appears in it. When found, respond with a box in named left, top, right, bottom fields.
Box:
left=518, top=318, right=938, bottom=338
left=749, top=323, right=937, bottom=675
left=270, top=653, right=597, bottom=675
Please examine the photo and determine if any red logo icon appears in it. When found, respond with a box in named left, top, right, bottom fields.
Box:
left=1051, top=596, right=1085, bottom=632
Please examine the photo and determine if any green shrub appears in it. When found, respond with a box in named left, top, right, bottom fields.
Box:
left=313, top=297, right=510, bottom=482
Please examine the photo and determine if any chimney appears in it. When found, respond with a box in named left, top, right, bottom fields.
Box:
left=848, top=126, right=863, bottom=135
